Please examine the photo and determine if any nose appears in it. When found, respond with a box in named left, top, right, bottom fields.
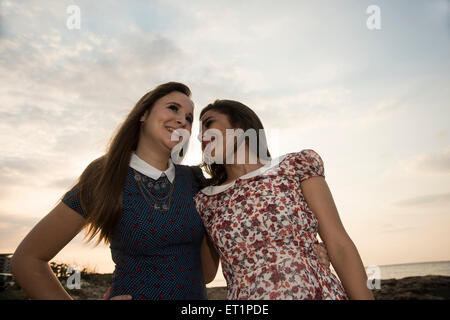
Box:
left=176, top=116, right=186, bottom=127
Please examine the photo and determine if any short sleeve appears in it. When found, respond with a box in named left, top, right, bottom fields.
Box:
left=291, top=149, right=325, bottom=182
left=61, top=183, right=88, bottom=219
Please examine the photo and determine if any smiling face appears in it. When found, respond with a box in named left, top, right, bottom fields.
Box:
left=198, top=99, right=272, bottom=184
left=199, top=109, right=235, bottom=161
left=139, top=91, right=194, bottom=154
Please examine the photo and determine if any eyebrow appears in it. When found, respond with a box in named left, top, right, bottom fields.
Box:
left=200, top=116, right=214, bottom=124
left=167, top=101, right=182, bottom=108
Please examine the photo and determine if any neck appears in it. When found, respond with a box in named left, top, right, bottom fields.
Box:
left=223, top=144, right=265, bottom=183
left=224, top=161, right=264, bottom=184
left=222, top=146, right=264, bottom=183
left=135, top=139, right=170, bottom=172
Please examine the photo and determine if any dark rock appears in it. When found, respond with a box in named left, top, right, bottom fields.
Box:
left=372, top=276, right=450, bottom=300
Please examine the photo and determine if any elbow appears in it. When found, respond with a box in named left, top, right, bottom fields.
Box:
left=10, top=249, right=46, bottom=278
left=10, top=252, right=21, bottom=277
left=204, top=272, right=217, bottom=284
left=10, top=250, right=29, bottom=277
left=202, top=258, right=220, bottom=284
left=203, top=266, right=219, bottom=284
left=326, top=238, right=356, bottom=258
left=205, top=277, right=213, bottom=285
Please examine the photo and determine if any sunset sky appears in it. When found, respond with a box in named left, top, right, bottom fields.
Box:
left=1, top=0, right=449, bottom=287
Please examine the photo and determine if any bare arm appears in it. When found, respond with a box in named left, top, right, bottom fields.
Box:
left=200, top=235, right=220, bottom=284
left=10, top=201, right=86, bottom=300
left=301, top=176, right=374, bottom=300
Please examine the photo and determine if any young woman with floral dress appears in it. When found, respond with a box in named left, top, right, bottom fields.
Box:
left=194, top=100, right=374, bottom=300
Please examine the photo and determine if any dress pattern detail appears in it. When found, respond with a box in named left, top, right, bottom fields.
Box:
left=194, top=149, right=348, bottom=300
left=62, top=164, right=207, bottom=300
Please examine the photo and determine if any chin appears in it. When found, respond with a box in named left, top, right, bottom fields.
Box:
left=164, top=141, right=176, bottom=149
left=165, top=141, right=181, bottom=151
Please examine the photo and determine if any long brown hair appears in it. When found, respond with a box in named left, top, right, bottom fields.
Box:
left=74, top=82, right=191, bottom=245
left=199, top=99, right=271, bottom=186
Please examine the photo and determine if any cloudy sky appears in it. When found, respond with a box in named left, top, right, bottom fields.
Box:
left=1, top=0, right=449, bottom=287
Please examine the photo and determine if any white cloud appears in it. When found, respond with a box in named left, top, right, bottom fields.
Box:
left=394, top=193, right=450, bottom=207
left=404, top=148, right=450, bottom=174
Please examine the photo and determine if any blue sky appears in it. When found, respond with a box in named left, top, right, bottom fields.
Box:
left=0, top=0, right=449, bottom=286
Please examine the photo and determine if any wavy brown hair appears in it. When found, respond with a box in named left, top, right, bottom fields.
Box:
left=73, top=82, right=191, bottom=245
left=199, top=100, right=271, bottom=186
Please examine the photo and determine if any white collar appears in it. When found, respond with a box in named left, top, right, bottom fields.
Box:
left=200, top=154, right=288, bottom=196
left=129, top=152, right=175, bottom=183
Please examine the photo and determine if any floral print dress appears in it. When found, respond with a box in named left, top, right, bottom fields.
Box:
left=194, top=149, right=348, bottom=300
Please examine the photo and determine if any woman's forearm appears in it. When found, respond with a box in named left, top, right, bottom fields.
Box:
left=11, top=256, right=73, bottom=300
left=200, top=235, right=220, bottom=284
left=328, top=241, right=375, bottom=300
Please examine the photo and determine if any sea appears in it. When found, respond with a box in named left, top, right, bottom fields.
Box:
left=375, top=260, right=450, bottom=280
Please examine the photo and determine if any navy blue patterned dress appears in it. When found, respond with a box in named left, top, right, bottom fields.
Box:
left=62, top=164, right=207, bottom=300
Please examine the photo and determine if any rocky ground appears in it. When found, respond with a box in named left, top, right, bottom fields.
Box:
left=1, top=275, right=449, bottom=300
left=369, top=275, right=450, bottom=300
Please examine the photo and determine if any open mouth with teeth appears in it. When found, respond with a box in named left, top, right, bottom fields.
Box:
left=166, top=127, right=183, bottom=142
